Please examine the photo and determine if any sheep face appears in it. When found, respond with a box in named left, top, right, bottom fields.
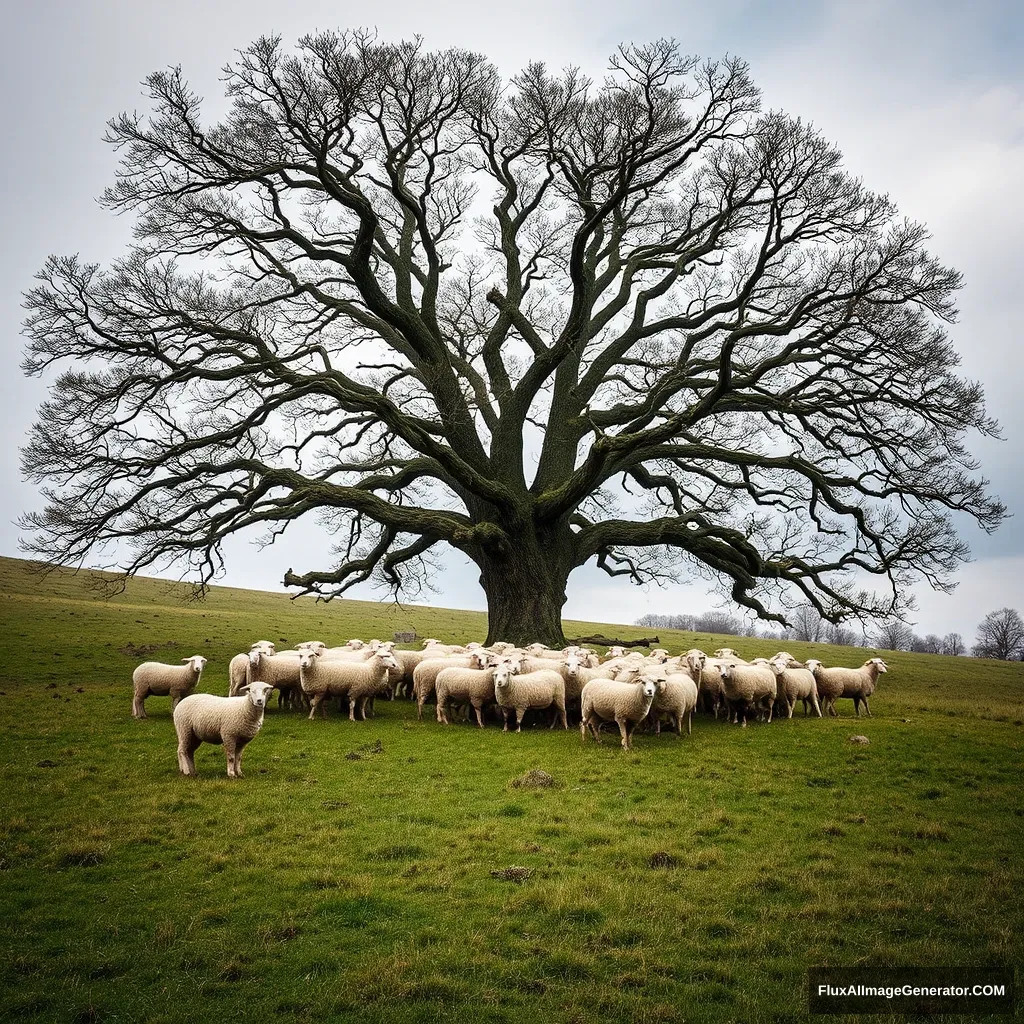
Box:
left=250, top=641, right=276, bottom=655
left=493, top=659, right=516, bottom=692
left=867, top=658, right=888, bottom=673
left=772, top=651, right=799, bottom=667
left=684, top=649, right=706, bottom=679
left=296, top=641, right=327, bottom=654
left=377, top=651, right=400, bottom=672
left=805, top=659, right=822, bottom=674
left=182, top=656, right=208, bottom=673
left=605, top=646, right=625, bottom=659
left=346, top=639, right=367, bottom=649
left=297, top=649, right=321, bottom=670
left=714, top=648, right=739, bottom=659
left=640, top=677, right=659, bottom=700
left=241, top=680, right=274, bottom=708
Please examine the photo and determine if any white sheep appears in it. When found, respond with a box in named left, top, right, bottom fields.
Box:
left=579, top=676, right=660, bottom=750
left=719, top=662, right=777, bottom=727
left=806, top=658, right=887, bottom=717
left=492, top=659, right=567, bottom=732
left=173, top=680, right=274, bottom=778
left=132, top=656, right=207, bottom=719
left=641, top=661, right=699, bottom=737
left=434, top=664, right=498, bottom=727
left=299, top=649, right=400, bottom=721
left=769, top=654, right=822, bottom=718
left=246, top=649, right=305, bottom=710
left=413, top=653, right=488, bottom=719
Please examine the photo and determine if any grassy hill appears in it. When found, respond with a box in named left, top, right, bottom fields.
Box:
left=0, top=556, right=1020, bottom=1023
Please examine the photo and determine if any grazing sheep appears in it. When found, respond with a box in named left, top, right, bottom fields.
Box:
left=132, top=656, right=207, bottom=719
left=769, top=655, right=822, bottom=718
left=579, top=676, right=660, bottom=750
left=173, top=680, right=274, bottom=778
left=806, top=658, right=887, bottom=717
left=299, top=649, right=400, bottom=720
left=492, top=659, right=567, bottom=732
left=435, top=664, right=498, bottom=727
left=719, top=662, right=777, bottom=727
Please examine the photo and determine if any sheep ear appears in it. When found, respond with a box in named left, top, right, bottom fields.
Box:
left=238, top=683, right=250, bottom=693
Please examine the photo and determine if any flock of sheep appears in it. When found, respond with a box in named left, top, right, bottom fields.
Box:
left=130, top=638, right=889, bottom=777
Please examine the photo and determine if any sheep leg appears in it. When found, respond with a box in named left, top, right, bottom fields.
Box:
left=515, top=709, right=525, bottom=733
left=132, top=690, right=148, bottom=719
left=557, top=704, right=567, bottom=730
left=177, top=734, right=199, bottom=777
left=224, top=738, right=239, bottom=778
left=232, top=737, right=251, bottom=778
left=686, top=711, right=692, bottom=736
left=863, top=695, right=871, bottom=717
left=474, top=703, right=486, bottom=729
left=615, top=717, right=631, bottom=750
left=307, top=694, right=324, bottom=720
left=436, top=700, right=448, bottom=725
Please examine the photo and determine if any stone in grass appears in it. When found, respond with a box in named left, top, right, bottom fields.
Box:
left=511, top=769, right=557, bottom=789
left=849, top=735, right=870, bottom=745
left=491, top=866, right=533, bottom=883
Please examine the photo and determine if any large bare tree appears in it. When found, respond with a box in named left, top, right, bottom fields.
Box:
left=20, top=33, right=1005, bottom=645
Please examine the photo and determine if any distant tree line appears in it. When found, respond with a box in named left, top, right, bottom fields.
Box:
left=635, top=605, right=1023, bottom=660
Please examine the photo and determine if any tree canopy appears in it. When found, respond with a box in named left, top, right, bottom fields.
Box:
left=20, top=32, right=1005, bottom=644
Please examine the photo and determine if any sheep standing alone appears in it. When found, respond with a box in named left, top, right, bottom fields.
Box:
left=806, top=658, right=887, bottom=717
left=719, top=662, right=777, bottom=727
left=132, top=656, right=207, bottom=719
left=492, top=660, right=567, bottom=732
left=173, top=680, right=274, bottom=778
left=579, top=676, right=660, bottom=750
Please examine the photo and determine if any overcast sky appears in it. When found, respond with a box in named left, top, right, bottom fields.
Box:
left=1, top=0, right=1021, bottom=639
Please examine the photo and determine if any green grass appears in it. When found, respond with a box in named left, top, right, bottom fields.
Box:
left=0, top=555, right=1021, bottom=1023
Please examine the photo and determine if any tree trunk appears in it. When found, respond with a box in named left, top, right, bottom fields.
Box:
left=477, top=532, right=571, bottom=648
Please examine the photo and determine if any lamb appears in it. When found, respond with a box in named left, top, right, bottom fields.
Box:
left=492, top=659, right=567, bottom=732
left=132, top=656, right=207, bottom=719
left=299, top=649, right=401, bottom=720
left=769, top=654, right=822, bottom=718
left=434, top=664, right=498, bottom=727
left=173, top=680, right=274, bottom=778
left=719, top=662, right=777, bottom=727
left=806, top=658, right=887, bottom=717
left=579, top=676, right=661, bottom=750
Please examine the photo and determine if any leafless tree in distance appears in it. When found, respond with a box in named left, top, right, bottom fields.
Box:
left=20, top=33, right=1005, bottom=644
left=972, top=608, right=1024, bottom=660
